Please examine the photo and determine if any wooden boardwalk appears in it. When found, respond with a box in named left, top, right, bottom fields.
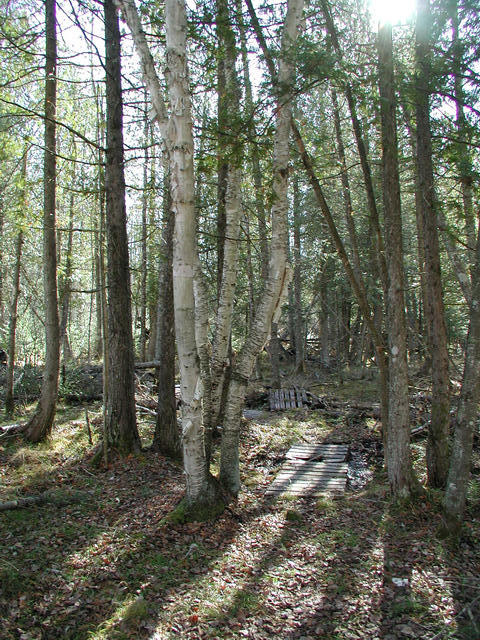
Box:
left=266, top=443, right=349, bottom=497
left=269, top=388, right=307, bottom=410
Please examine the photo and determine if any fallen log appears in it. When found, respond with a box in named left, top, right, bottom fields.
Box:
left=134, top=360, right=161, bottom=369
left=0, top=489, right=89, bottom=511
left=0, top=423, right=24, bottom=438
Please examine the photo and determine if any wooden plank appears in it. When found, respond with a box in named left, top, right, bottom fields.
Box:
left=268, top=481, right=346, bottom=490
left=288, top=444, right=349, bottom=452
left=286, top=447, right=348, bottom=461
left=276, top=468, right=347, bottom=476
left=275, top=474, right=347, bottom=483
left=275, top=470, right=347, bottom=479
left=268, top=480, right=347, bottom=490
left=268, top=476, right=347, bottom=487
left=274, top=478, right=346, bottom=486
left=285, top=452, right=348, bottom=461
left=282, top=461, right=348, bottom=470
left=276, top=465, right=348, bottom=474
left=269, top=391, right=275, bottom=411
left=275, top=390, right=282, bottom=410
left=267, top=480, right=347, bottom=494
left=295, top=389, right=303, bottom=408
left=268, top=389, right=309, bottom=411
left=267, top=488, right=346, bottom=496
left=287, top=446, right=349, bottom=454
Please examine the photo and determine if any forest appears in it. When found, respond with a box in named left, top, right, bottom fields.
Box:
left=0, top=0, right=479, bottom=637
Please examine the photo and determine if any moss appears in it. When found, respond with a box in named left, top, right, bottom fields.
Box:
left=0, top=564, right=25, bottom=597
left=165, top=496, right=225, bottom=524
left=121, top=596, right=149, bottom=623
left=285, top=508, right=303, bottom=523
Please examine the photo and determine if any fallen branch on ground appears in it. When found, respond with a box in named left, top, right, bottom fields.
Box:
left=0, top=489, right=90, bottom=511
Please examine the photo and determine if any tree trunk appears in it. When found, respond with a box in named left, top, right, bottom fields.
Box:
left=5, top=147, right=27, bottom=416
left=269, top=321, right=282, bottom=388
left=153, top=169, right=181, bottom=460
left=219, top=0, right=304, bottom=496
left=24, top=0, right=60, bottom=443
left=331, top=88, right=363, bottom=285
left=139, top=96, right=150, bottom=362
left=444, top=226, right=480, bottom=533
left=103, top=0, right=140, bottom=455
left=117, top=0, right=222, bottom=509
left=378, top=21, right=416, bottom=497
left=247, top=0, right=389, bottom=433
left=0, top=201, right=4, bottom=328
left=292, top=175, right=305, bottom=372
left=210, top=0, right=243, bottom=430
left=416, top=0, right=450, bottom=488
left=320, top=0, right=387, bottom=299
left=59, top=191, right=74, bottom=365
left=164, top=0, right=222, bottom=511
left=94, top=83, right=105, bottom=360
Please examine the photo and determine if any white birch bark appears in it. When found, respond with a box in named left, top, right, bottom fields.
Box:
left=165, top=0, right=218, bottom=507
left=117, top=0, right=219, bottom=509
left=219, top=0, right=304, bottom=495
left=210, top=165, right=243, bottom=424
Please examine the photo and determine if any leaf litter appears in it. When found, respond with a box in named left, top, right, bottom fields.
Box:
left=0, top=402, right=478, bottom=639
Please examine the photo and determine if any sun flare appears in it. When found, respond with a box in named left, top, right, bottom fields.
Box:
left=369, top=0, right=416, bottom=26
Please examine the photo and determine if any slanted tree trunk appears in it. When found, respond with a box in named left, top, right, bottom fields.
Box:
left=247, top=0, right=390, bottom=433
left=416, top=0, right=450, bottom=488
left=444, top=226, right=480, bottom=534
left=331, top=88, right=363, bottom=285
left=320, top=0, right=387, bottom=299
left=378, top=21, right=416, bottom=497
left=450, top=0, right=475, bottom=254
left=24, top=0, right=60, bottom=443
left=219, top=0, right=304, bottom=496
left=103, top=0, right=140, bottom=455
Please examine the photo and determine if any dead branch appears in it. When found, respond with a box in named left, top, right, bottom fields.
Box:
left=0, top=489, right=89, bottom=511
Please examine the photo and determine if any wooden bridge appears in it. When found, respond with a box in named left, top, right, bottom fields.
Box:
left=266, top=443, right=349, bottom=497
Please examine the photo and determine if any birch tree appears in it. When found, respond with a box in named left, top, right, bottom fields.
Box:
left=116, top=0, right=223, bottom=515
left=219, top=0, right=304, bottom=495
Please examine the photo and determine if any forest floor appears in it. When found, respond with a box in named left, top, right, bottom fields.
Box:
left=0, top=368, right=479, bottom=640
